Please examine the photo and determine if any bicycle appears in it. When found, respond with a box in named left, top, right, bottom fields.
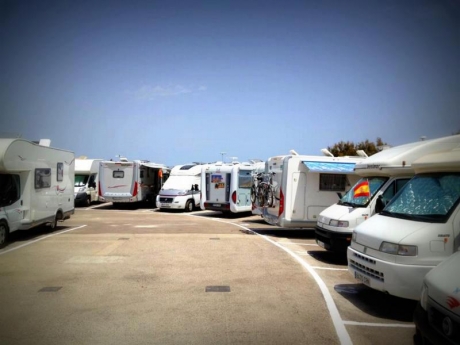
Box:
left=252, top=172, right=275, bottom=207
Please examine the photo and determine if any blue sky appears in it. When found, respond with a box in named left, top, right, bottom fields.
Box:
left=1, top=0, right=459, bottom=166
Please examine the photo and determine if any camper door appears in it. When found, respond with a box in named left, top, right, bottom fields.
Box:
left=207, top=172, right=230, bottom=203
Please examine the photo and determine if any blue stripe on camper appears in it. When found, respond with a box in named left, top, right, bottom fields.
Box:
left=302, top=161, right=355, bottom=173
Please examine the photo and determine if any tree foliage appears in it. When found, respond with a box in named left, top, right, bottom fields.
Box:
left=327, top=138, right=388, bottom=157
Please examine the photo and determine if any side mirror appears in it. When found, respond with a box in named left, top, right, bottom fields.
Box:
left=375, top=195, right=385, bottom=214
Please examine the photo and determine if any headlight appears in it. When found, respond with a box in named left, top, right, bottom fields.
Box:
left=352, top=231, right=357, bottom=242
left=379, top=242, right=417, bottom=256
left=78, top=187, right=86, bottom=193
left=329, top=220, right=349, bottom=227
left=420, top=283, right=428, bottom=310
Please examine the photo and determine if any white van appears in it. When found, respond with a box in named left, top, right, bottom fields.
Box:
left=200, top=161, right=265, bottom=213
left=348, top=135, right=460, bottom=300
left=74, top=158, right=103, bottom=206
left=0, top=138, right=75, bottom=246
left=258, top=151, right=363, bottom=228
left=315, top=137, right=454, bottom=252
left=99, top=158, right=169, bottom=205
left=414, top=250, right=460, bottom=345
left=156, top=163, right=205, bottom=212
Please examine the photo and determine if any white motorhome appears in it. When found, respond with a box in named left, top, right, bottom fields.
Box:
left=348, top=134, right=460, bottom=300
left=315, top=137, right=452, bottom=252
left=98, top=158, right=169, bottom=205
left=156, top=163, right=205, bottom=212
left=0, top=138, right=75, bottom=246
left=414, top=250, right=460, bottom=345
left=258, top=151, right=363, bottom=228
left=200, top=161, right=265, bottom=213
left=74, top=158, right=103, bottom=206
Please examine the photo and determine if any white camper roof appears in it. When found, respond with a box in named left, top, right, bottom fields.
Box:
left=354, top=134, right=460, bottom=177
left=0, top=138, right=73, bottom=171
left=170, top=163, right=205, bottom=176
left=412, top=149, right=460, bottom=174
left=75, top=158, right=103, bottom=173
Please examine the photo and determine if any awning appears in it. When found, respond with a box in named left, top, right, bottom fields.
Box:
left=302, top=161, right=355, bottom=173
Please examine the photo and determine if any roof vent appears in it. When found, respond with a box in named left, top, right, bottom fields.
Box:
left=39, top=139, right=51, bottom=147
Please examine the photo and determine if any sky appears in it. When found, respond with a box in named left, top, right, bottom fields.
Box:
left=1, top=0, right=459, bottom=166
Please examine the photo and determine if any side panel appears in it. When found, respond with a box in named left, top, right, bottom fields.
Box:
left=208, top=172, right=229, bottom=203
left=290, top=172, right=306, bottom=220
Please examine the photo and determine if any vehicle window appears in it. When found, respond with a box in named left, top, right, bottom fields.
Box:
left=238, top=170, right=252, bottom=189
left=0, top=174, right=20, bottom=207
left=340, top=176, right=388, bottom=206
left=113, top=171, right=124, bottom=178
left=319, top=174, right=346, bottom=192
left=57, top=162, right=64, bottom=181
left=35, top=169, right=51, bottom=189
left=75, top=175, right=90, bottom=187
left=385, top=173, right=460, bottom=222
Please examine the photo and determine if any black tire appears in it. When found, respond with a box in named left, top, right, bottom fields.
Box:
left=49, top=214, right=58, bottom=230
left=0, top=220, right=9, bottom=247
left=85, top=196, right=91, bottom=207
left=185, top=200, right=194, bottom=212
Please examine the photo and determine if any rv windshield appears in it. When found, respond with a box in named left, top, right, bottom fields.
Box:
left=338, top=176, right=388, bottom=207
left=161, top=176, right=196, bottom=191
left=381, top=173, right=460, bottom=223
left=75, top=174, right=89, bottom=187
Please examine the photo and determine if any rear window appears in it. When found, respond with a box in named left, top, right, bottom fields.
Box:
left=113, top=171, right=124, bottom=178
left=35, top=169, right=51, bottom=189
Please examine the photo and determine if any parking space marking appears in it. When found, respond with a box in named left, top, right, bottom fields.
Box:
left=0, top=225, right=87, bottom=256
left=343, top=321, right=415, bottom=328
left=278, top=242, right=319, bottom=246
left=311, top=266, right=348, bottom=271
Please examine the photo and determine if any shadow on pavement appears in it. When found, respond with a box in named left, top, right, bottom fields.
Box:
left=334, top=283, right=418, bottom=322
left=2, top=224, right=74, bottom=249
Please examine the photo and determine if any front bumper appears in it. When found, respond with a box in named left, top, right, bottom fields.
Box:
left=315, top=225, right=351, bottom=252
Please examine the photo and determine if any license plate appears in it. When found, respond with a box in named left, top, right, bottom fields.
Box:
left=317, top=240, right=325, bottom=249
left=354, top=271, right=370, bottom=286
left=212, top=204, right=221, bottom=207
left=161, top=204, right=171, bottom=208
left=113, top=197, right=122, bottom=200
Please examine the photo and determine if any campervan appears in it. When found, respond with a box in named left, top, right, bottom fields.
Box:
left=348, top=134, right=460, bottom=300
left=0, top=138, right=75, bottom=246
left=414, top=250, right=460, bottom=345
left=74, top=158, right=103, bottom=206
left=258, top=151, right=363, bottom=228
left=201, top=161, right=265, bottom=213
left=156, top=163, right=205, bottom=212
left=98, top=158, right=169, bottom=205
left=315, top=137, right=453, bottom=252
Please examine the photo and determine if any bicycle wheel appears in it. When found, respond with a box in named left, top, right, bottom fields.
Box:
left=267, top=186, right=274, bottom=207
left=257, top=184, right=265, bottom=206
left=250, top=185, right=257, bottom=204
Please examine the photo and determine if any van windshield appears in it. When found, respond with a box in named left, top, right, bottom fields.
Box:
left=381, top=173, right=460, bottom=223
left=75, top=174, right=89, bottom=187
left=161, top=176, right=196, bottom=191
left=338, top=176, right=388, bottom=207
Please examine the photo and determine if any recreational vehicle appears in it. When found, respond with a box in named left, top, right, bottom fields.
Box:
left=201, top=161, right=265, bottom=213
left=414, top=250, right=460, bottom=345
left=98, top=158, right=169, bottom=205
left=74, top=158, right=103, bottom=206
left=315, top=137, right=453, bottom=252
left=348, top=134, right=460, bottom=300
left=156, top=163, right=205, bottom=212
left=0, top=138, right=75, bottom=246
left=258, top=151, right=363, bottom=228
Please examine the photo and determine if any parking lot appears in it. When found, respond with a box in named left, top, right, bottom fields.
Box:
left=0, top=204, right=417, bottom=345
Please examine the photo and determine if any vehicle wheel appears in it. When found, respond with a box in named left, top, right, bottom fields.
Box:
left=85, top=196, right=91, bottom=207
left=185, top=200, right=194, bottom=212
left=0, top=221, right=9, bottom=247
left=49, top=214, right=58, bottom=230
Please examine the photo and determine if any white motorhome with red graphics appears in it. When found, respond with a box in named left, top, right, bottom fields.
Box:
left=98, top=158, right=169, bottom=205
left=200, top=161, right=265, bottom=213
left=257, top=151, right=363, bottom=228
left=315, top=137, right=453, bottom=253
left=0, top=138, right=75, bottom=247
left=348, top=134, right=460, bottom=300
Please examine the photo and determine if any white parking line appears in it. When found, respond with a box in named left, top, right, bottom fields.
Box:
left=311, top=267, right=348, bottom=271
left=0, top=225, right=87, bottom=256
left=343, top=321, right=415, bottom=328
left=278, top=242, right=319, bottom=246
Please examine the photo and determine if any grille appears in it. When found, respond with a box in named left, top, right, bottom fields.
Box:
left=349, top=258, right=384, bottom=282
left=159, top=197, right=173, bottom=202
left=428, top=305, right=460, bottom=343
left=353, top=252, right=376, bottom=265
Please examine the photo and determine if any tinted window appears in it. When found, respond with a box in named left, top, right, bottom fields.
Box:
left=0, top=174, right=20, bottom=207
left=319, top=174, right=346, bottom=191
left=35, top=169, right=51, bottom=189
